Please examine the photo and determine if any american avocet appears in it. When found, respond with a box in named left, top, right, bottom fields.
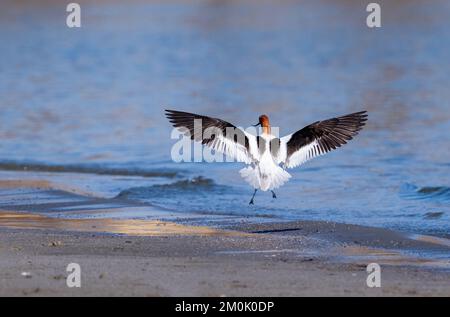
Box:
left=166, top=109, right=368, bottom=204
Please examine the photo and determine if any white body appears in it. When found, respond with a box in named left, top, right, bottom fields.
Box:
left=207, top=128, right=334, bottom=192
left=239, top=134, right=291, bottom=191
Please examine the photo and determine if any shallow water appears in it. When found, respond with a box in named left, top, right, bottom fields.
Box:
left=0, top=0, right=449, bottom=236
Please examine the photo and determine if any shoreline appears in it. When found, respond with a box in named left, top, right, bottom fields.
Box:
left=0, top=177, right=449, bottom=296
left=1, top=211, right=449, bottom=269
left=1, top=211, right=450, bottom=296
left=1, top=223, right=449, bottom=296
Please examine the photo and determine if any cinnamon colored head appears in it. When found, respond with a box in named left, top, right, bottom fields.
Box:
left=258, top=114, right=271, bottom=134
left=258, top=115, right=269, bottom=127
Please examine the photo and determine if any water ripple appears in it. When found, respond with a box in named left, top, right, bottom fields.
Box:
left=0, top=161, right=178, bottom=178
left=400, top=183, right=450, bottom=202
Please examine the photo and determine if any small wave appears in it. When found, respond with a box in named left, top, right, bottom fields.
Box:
left=116, top=176, right=229, bottom=200
left=153, top=176, right=217, bottom=189
left=0, top=161, right=178, bottom=178
left=424, top=212, right=445, bottom=220
left=400, top=183, right=450, bottom=202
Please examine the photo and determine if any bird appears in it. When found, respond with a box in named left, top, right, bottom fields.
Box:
left=165, top=109, right=368, bottom=204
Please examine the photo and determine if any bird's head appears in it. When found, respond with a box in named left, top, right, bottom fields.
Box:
left=253, top=114, right=271, bottom=134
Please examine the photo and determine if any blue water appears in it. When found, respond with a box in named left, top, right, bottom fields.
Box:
left=0, top=0, right=449, bottom=236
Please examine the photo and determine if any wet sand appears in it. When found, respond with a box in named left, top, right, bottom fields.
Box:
left=0, top=212, right=246, bottom=237
left=0, top=179, right=450, bottom=296
left=1, top=225, right=450, bottom=296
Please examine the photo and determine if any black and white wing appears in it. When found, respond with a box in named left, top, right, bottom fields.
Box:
left=165, top=110, right=259, bottom=164
left=276, top=111, right=368, bottom=168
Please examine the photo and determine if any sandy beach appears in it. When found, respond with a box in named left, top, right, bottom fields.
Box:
left=0, top=179, right=449, bottom=296
left=1, top=0, right=450, bottom=297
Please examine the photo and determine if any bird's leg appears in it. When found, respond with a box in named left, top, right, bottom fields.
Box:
left=249, top=189, right=257, bottom=205
left=271, top=190, right=277, bottom=199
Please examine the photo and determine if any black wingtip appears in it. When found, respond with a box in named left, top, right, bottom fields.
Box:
left=352, top=110, right=368, bottom=116
left=359, top=110, right=368, bottom=117
left=165, top=109, right=181, bottom=120
left=348, top=110, right=368, bottom=125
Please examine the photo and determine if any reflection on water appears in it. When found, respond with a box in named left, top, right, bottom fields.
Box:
left=0, top=211, right=243, bottom=236
left=0, top=0, right=449, bottom=236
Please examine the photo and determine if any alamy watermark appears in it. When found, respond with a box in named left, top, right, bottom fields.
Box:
left=66, top=263, right=81, bottom=288
left=366, top=3, right=381, bottom=28
left=66, top=3, right=81, bottom=28
left=65, top=3, right=381, bottom=29
left=366, top=263, right=381, bottom=288
left=169, top=119, right=280, bottom=163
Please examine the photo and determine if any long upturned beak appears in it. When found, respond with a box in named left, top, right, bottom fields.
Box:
left=252, top=122, right=261, bottom=127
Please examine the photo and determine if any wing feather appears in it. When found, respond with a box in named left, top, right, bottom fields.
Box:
left=165, top=110, right=258, bottom=164
left=277, top=111, right=368, bottom=168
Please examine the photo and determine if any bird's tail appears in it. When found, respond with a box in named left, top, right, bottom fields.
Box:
left=239, top=165, right=291, bottom=191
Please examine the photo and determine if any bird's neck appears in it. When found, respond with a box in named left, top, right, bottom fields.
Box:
left=262, top=125, right=271, bottom=135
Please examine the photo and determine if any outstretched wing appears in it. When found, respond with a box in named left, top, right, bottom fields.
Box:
left=276, top=111, right=368, bottom=168
left=165, top=110, right=259, bottom=164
